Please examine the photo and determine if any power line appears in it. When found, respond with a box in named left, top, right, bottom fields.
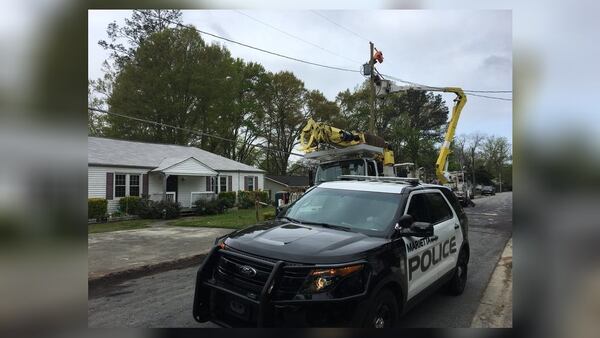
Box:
left=310, top=10, right=371, bottom=43
left=380, top=72, right=512, bottom=100
left=234, top=10, right=362, bottom=65
left=155, top=15, right=360, bottom=74
left=88, top=107, right=305, bottom=157
left=153, top=13, right=510, bottom=99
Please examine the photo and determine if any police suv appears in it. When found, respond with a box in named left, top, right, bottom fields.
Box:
left=193, top=175, right=469, bottom=327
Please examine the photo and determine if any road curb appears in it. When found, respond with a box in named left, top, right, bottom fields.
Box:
left=88, top=253, right=207, bottom=290
left=471, top=237, right=512, bottom=327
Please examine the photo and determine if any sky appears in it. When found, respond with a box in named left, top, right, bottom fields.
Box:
left=88, top=9, right=512, bottom=143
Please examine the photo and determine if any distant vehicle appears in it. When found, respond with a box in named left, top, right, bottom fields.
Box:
left=193, top=176, right=470, bottom=327
left=481, top=186, right=496, bottom=196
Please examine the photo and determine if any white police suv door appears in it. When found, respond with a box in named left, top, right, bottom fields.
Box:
left=423, top=191, right=462, bottom=278
left=403, top=190, right=459, bottom=300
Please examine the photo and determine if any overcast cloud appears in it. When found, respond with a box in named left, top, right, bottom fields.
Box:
left=88, top=10, right=512, bottom=141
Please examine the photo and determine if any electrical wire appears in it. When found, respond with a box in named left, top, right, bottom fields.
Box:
left=155, top=15, right=360, bottom=74
left=152, top=13, right=511, bottom=100
left=380, top=72, right=512, bottom=100
left=234, top=10, right=362, bottom=65
left=310, top=10, right=371, bottom=43
left=89, top=107, right=306, bottom=157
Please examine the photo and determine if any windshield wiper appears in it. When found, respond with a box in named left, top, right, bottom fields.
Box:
left=280, top=216, right=303, bottom=224
left=299, top=221, right=354, bottom=232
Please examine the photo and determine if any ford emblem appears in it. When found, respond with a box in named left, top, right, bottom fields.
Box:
left=239, top=265, right=257, bottom=277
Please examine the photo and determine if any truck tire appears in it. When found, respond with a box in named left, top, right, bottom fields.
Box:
left=362, top=289, right=399, bottom=328
left=448, top=249, right=468, bottom=295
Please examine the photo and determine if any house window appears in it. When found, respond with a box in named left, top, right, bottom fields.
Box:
left=114, top=173, right=140, bottom=198
left=129, top=174, right=140, bottom=197
left=219, top=176, right=228, bottom=192
left=115, top=174, right=126, bottom=197
left=245, top=176, right=255, bottom=191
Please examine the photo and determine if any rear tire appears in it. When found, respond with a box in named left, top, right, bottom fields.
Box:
left=448, top=250, right=468, bottom=295
left=362, top=289, right=399, bottom=328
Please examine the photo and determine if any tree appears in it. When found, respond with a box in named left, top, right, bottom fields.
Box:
left=482, top=136, right=511, bottom=192
left=99, top=10, right=183, bottom=70
left=466, top=132, right=486, bottom=186
left=260, top=71, right=307, bottom=175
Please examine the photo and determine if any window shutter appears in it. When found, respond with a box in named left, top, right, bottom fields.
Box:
left=244, top=176, right=249, bottom=190
left=142, top=174, right=149, bottom=197
left=206, top=176, right=211, bottom=191
left=106, top=173, right=113, bottom=200
left=254, top=176, right=258, bottom=190
left=228, top=176, right=232, bottom=192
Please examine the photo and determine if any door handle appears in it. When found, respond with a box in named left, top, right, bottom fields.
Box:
left=454, top=224, right=460, bottom=230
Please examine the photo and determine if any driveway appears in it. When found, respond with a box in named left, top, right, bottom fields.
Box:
left=88, top=226, right=233, bottom=280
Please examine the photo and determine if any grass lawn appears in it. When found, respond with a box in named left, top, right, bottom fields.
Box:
left=168, top=207, right=275, bottom=229
left=88, top=219, right=154, bottom=234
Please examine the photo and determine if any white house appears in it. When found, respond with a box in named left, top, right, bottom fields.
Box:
left=88, top=137, right=265, bottom=212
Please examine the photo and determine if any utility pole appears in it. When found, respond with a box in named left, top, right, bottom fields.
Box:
left=368, top=41, right=376, bottom=135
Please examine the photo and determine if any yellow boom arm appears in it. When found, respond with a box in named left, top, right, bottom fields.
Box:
left=435, top=87, right=467, bottom=184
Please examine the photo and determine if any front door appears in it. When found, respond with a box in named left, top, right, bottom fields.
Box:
left=402, top=190, right=459, bottom=300
left=166, top=175, right=178, bottom=202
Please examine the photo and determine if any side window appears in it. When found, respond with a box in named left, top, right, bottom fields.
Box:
left=367, top=160, right=377, bottom=176
left=426, top=193, right=454, bottom=223
left=441, top=189, right=463, bottom=216
left=406, top=194, right=431, bottom=223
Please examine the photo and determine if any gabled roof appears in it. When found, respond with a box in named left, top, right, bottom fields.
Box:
left=152, top=157, right=218, bottom=176
left=266, top=175, right=310, bottom=187
left=88, top=137, right=263, bottom=173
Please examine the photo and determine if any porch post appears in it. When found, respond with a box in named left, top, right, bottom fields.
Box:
left=163, top=173, right=169, bottom=201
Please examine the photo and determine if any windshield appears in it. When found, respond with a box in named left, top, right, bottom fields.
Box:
left=315, top=159, right=366, bottom=183
left=283, top=187, right=401, bottom=235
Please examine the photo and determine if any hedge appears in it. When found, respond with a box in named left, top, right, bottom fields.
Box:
left=194, top=198, right=226, bottom=216
left=237, top=190, right=269, bottom=209
left=138, top=199, right=181, bottom=219
left=88, top=198, right=108, bottom=221
left=118, top=196, right=144, bottom=215
left=217, top=192, right=236, bottom=209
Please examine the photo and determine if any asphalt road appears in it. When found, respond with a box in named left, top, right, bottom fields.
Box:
left=88, top=192, right=512, bottom=328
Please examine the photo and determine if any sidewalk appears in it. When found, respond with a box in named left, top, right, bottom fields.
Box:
left=88, top=226, right=232, bottom=281
left=471, top=238, right=513, bottom=327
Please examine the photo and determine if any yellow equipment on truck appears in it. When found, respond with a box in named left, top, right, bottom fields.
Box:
left=375, top=80, right=467, bottom=184
left=298, top=80, right=467, bottom=185
left=299, top=118, right=396, bottom=184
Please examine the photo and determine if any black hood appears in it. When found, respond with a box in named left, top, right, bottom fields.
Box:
left=223, top=220, right=389, bottom=264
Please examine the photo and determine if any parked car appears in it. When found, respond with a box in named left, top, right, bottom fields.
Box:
left=481, top=186, right=496, bottom=196
left=193, top=178, right=470, bottom=327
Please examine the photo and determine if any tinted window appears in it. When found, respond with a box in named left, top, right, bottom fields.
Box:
left=426, top=193, right=454, bottom=223
left=441, top=189, right=463, bottom=216
left=406, top=194, right=431, bottom=223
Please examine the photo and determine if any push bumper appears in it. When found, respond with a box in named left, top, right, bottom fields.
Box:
left=193, top=246, right=370, bottom=327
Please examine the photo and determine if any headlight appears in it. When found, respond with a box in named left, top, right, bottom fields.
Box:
left=299, top=264, right=365, bottom=294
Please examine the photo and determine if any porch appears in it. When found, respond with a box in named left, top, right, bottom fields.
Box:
left=147, top=156, right=223, bottom=208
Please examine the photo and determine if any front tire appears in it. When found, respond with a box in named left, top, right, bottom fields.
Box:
left=362, top=289, right=399, bottom=328
left=448, top=250, right=468, bottom=295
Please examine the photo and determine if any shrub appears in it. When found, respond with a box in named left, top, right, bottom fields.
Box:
left=111, top=210, right=125, bottom=218
left=194, top=198, right=226, bottom=216
left=217, top=192, right=236, bottom=209
left=118, top=196, right=143, bottom=215
left=263, top=211, right=275, bottom=220
left=138, top=199, right=180, bottom=219
left=238, top=190, right=269, bottom=209
left=88, top=198, right=108, bottom=221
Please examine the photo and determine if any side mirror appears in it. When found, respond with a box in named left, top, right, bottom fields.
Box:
left=276, top=205, right=289, bottom=218
left=411, top=222, right=434, bottom=238
left=394, top=214, right=433, bottom=238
